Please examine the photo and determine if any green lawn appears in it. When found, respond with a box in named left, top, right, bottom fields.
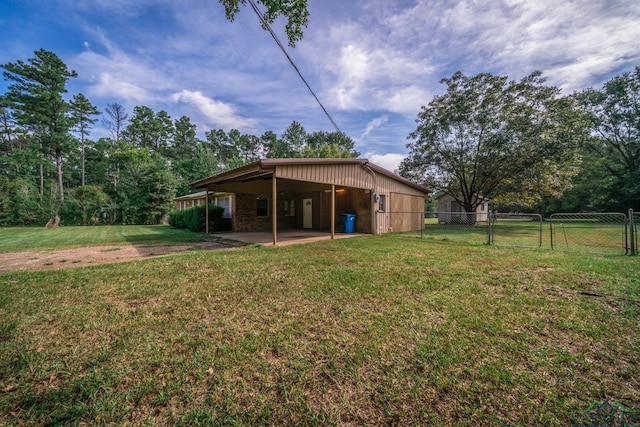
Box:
left=0, top=229, right=638, bottom=425
left=0, top=225, right=207, bottom=253
left=421, top=217, right=630, bottom=254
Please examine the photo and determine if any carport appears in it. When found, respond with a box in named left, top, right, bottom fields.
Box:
left=192, top=158, right=428, bottom=245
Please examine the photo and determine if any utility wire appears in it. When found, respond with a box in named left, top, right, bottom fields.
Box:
left=247, top=0, right=342, bottom=133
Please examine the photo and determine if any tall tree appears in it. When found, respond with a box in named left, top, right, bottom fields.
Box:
left=104, top=102, right=129, bottom=142
left=0, top=98, right=24, bottom=176
left=262, top=130, right=291, bottom=158
left=218, top=0, right=309, bottom=47
left=577, top=66, right=640, bottom=210
left=123, top=106, right=174, bottom=155
left=172, top=115, right=198, bottom=159
left=304, top=130, right=359, bottom=158
left=170, top=116, right=208, bottom=195
left=2, top=49, right=77, bottom=204
left=400, top=71, right=584, bottom=213
left=281, top=120, right=306, bottom=157
left=227, top=129, right=262, bottom=162
left=0, top=97, right=16, bottom=151
left=206, top=129, right=240, bottom=168
left=69, top=93, right=100, bottom=186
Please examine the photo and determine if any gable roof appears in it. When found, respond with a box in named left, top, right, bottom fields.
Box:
left=192, top=158, right=429, bottom=194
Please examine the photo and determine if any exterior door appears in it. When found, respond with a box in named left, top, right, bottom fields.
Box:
left=303, top=198, right=313, bottom=229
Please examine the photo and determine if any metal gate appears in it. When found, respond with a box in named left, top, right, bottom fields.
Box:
left=550, top=213, right=628, bottom=254
left=489, top=213, right=543, bottom=248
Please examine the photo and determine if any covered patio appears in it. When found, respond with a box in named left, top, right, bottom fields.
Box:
left=192, top=158, right=428, bottom=245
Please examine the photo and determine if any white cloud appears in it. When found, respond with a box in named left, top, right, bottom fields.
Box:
left=72, top=33, right=171, bottom=105
left=366, top=152, right=406, bottom=173
left=353, top=0, right=640, bottom=95
left=171, top=90, right=258, bottom=133
left=90, top=72, right=155, bottom=104
left=334, top=43, right=370, bottom=109
left=357, top=116, right=389, bottom=143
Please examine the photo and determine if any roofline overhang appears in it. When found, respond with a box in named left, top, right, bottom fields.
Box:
left=174, top=190, right=229, bottom=202
left=191, top=160, right=272, bottom=187
left=191, top=158, right=429, bottom=194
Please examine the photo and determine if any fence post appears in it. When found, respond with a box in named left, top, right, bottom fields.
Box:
left=630, top=208, right=636, bottom=256
left=487, top=204, right=495, bottom=245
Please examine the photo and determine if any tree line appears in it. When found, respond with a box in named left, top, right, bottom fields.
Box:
left=0, top=49, right=358, bottom=226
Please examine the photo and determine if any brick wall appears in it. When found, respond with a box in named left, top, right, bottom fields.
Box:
left=234, top=193, right=269, bottom=232
left=232, top=193, right=296, bottom=232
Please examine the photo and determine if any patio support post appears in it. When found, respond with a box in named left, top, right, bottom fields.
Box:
left=272, top=173, right=277, bottom=245
left=205, top=189, right=209, bottom=234
left=331, top=184, right=335, bottom=239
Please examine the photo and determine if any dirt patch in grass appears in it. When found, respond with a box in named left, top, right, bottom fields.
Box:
left=0, top=240, right=244, bottom=272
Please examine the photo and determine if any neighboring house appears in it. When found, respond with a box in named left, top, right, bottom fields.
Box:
left=437, top=193, right=489, bottom=224
left=192, top=158, right=429, bottom=243
left=174, top=191, right=234, bottom=220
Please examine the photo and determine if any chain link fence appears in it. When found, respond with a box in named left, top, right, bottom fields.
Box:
left=630, top=209, right=638, bottom=256
left=489, top=213, right=543, bottom=248
left=549, top=213, right=628, bottom=254
left=419, top=212, right=490, bottom=245
left=393, top=208, right=637, bottom=256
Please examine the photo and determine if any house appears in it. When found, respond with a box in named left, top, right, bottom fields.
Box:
left=436, top=193, right=489, bottom=224
left=174, top=191, right=234, bottom=219
left=191, top=158, right=429, bottom=244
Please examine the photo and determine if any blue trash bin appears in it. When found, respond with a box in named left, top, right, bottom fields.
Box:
left=339, top=213, right=356, bottom=233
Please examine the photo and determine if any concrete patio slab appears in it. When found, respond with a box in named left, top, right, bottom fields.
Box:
left=210, top=230, right=365, bottom=246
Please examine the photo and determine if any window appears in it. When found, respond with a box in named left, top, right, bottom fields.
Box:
left=284, top=199, right=295, bottom=217
left=378, top=194, right=386, bottom=212
left=216, top=196, right=232, bottom=219
left=256, top=198, right=269, bottom=217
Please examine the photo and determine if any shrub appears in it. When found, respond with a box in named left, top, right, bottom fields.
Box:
left=169, top=205, right=226, bottom=232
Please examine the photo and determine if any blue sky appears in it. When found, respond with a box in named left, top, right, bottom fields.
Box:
left=1, top=0, right=639, bottom=171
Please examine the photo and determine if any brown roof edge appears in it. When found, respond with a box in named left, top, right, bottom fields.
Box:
left=362, top=161, right=429, bottom=194
left=191, top=159, right=359, bottom=187
left=192, top=158, right=429, bottom=194
left=260, top=158, right=366, bottom=166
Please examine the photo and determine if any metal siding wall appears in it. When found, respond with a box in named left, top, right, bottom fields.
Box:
left=276, top=164, right=425, bottom=197
left=276, top=164, right=374, bottom=189
left=390, top=193, right=424, bottom=232
left=372, top=174, right=425, bottom=233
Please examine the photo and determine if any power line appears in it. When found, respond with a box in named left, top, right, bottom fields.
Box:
left=247, top=0, right=342, bottom=133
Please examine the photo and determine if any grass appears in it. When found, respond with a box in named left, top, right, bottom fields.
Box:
left=0, top=225, right=209, bottom=253
left=421, top=218, right=631, bottom=254
left=0, top=228, right=639, bottom=425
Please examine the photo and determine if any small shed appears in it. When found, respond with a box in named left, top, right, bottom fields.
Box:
left=436, top=193, right=489, bottom=224
left=192, top=158, right=429, bottom=244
